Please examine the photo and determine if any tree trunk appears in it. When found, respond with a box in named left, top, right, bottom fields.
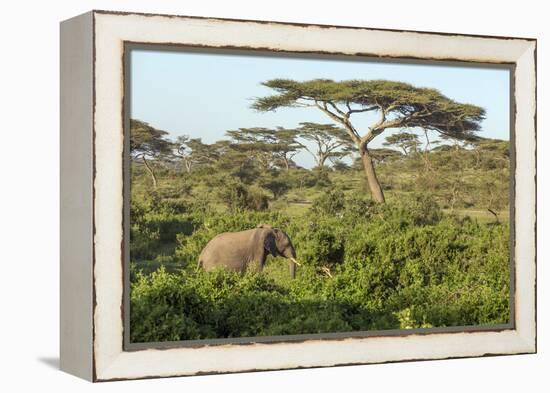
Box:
left=141, top=155, right=158, bottom=189
left=318, top=152, right=330, bottom=168
left=283, top=156, right=290, bottom=171
left=184, top=159, right=192, bottom=173
left=359, top=144, right=385, bottom=203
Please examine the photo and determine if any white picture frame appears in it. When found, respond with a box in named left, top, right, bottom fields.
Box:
left=60, top=10, right=536, bottom=382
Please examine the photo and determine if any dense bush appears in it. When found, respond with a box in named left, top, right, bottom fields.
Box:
left=130, top=268, right=357, bottom=341
left=130, top=195, right=510, bottom=342
left=218, top=180, right=270, bottom=211
left=310, top=189, right=346, bottom=215
left=130, top=195, right=197, bottom=260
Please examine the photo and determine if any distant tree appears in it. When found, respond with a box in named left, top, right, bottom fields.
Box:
left=383, top=132, right=421, bottom=155
left=331, top=160, right=351, bottom=172
left=368, top=148, right=403, bottom=165
left=208, top=140, right=260, bottom=183
left=260, top=176, right=291, bottom=199
left=431, top=144, right=454, bottom=152
left=467, top=137, right=509, bottom=169
left=438, top=133, right=467, bottom=151
left=130, top=119, right=173, bottom=188
left=226, top=127, right=302, bottom=171
left=226, top=127, right=277, bottom=170
left=438, top=132, right=484, bottom=152
left=217, top=180, right=269, bottom=211
left=296, top=122, right=354, bottom=168
left=174, top=136, right=224, bottom=172
left=173, top=136, right=194, bottom=173
left=253, top=79, right=485, bottom=203
left=272, top=128, right=302, bottom=171
left=217, top=180, right=250, bottom=212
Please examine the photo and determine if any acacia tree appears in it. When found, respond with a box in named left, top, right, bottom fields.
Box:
left=296, top=122, right=354, bottom=168
left=226, top=127, right=302, bottom=171
left=252, top=79, right=485, bottom=203
left=174, top=136, right=223, bottom=173
left=174, top=136, right=194, bottom=173
left=383, top=132, right=421, bottom=156
left=273, top=128, right=302, bottom=171
left=367, top=148, right=403, bottom=166
left=212, top=139, right=261, bottom=183
left=438, top=133, right=469, bottom=151
left=130, top=119, right=172, bottom=189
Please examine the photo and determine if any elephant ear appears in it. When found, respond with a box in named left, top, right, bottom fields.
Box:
left=263, top=230, right=277, bottom=257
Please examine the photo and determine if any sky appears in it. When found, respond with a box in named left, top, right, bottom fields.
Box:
left=129, top=48, right=511, bottom=169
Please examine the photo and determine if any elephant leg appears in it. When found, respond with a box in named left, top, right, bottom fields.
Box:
left=255, top=255, right=267, bottom=273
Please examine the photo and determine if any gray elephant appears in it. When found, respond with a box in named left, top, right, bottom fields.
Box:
left=197, top=224, right=300, bottom=278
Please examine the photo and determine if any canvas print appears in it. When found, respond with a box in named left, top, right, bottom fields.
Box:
left=127, top=47, right=511, bottom=344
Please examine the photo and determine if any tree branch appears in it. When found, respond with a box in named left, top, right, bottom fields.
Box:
left=327, top=101, right=346, bottom=117
left=297, top=141, right=317, bottom=162
left=347, top=105, right=378, bottom=116
left=314, top=101, right=362, bottom=145
left=384, top=104, right=399, bottom=114
left=363, top=104, right=437, bottom=145
left=294, top=101, right=318, bottom=108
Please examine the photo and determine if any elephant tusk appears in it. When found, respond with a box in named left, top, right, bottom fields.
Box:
left=290, top=257, right=301, bottom=266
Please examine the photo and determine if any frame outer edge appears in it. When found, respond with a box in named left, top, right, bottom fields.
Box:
left=91, top=11, right=538, bottom=380
left=513, top=41, right=537, bottom=353
left=59, top=11, right=95, bottom=382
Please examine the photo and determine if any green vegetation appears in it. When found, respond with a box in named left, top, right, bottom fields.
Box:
left=129, top=113, right=510, bottom=342
left=131, top=124, right=509, bottom=342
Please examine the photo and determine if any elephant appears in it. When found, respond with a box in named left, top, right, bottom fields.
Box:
left=197, top=224, right=300, bottom=278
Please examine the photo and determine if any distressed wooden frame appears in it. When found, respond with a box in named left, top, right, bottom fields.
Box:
left=60, top=10, right=537, bottom=382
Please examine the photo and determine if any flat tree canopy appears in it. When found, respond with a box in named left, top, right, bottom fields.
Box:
left=383, top=132, right=421, bottom=155
left=130, top=119, right=172, bottom=188
left=130, top=119, right=172, bottom=158
left=252, top=79, right=485, bottom=202
left=296, top=122, right=354, bottom=168
left=226, top=127, right=302, bottom=171
left=174, top=136, right=226, bottom=173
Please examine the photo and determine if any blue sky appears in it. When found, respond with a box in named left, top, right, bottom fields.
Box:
left=130, top=48, right=510, bottom=168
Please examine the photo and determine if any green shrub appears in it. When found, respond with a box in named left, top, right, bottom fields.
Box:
left=292, top=217, right=346, bottom=270
left=130, top=268, right=353, bottom=342
left=313, top=169, right=333, bottom=188
left=259, top=174, right=291, bottom=200
left=247, top=188, right=270, bottom=211
left=218, top=181, right=270, bottom=211
left=311, top=189, right=346, bottom=216
left=377, top=193, right=443, bottom=227
left=218, top=181, right=250, bottom=211
left=130, top=194, right=199, bottom=260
